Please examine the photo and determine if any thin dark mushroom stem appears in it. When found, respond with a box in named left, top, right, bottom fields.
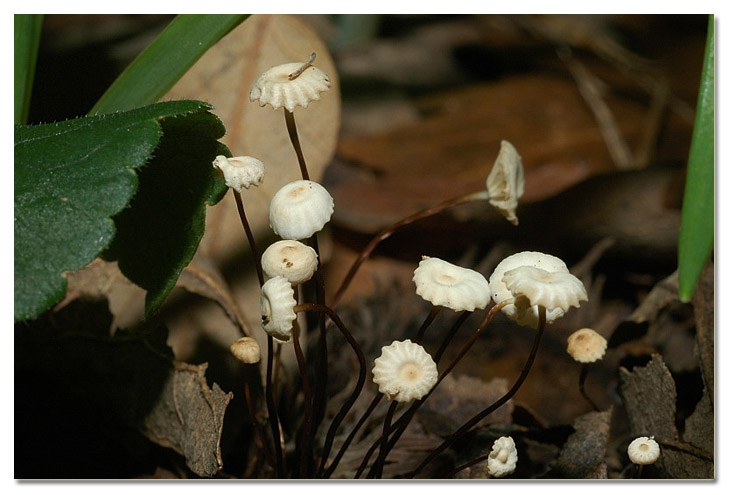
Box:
left=284, top=109, right=310, bottom=181
left=233, top=190, right=264, bottom=287
left=406, top=305, right=547, bottom=478
left=365, top=401, right=398, bottom=479
left=579, top=363, right=600, bottom=411
left=265, top=334, right=286, bottom=477
left=291, top=322, right=314, bottom=477
left=413, top=305, right=442, bottom=344
left=357, top=303, right=507, bottom=477
left=331, top=190, right=488, bottom=308
left=293, top=303, right=368, bottom=479
left=446, top=451, right=492, bottom=478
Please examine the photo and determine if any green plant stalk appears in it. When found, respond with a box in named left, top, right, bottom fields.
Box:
left=14, top=14, right=44, bottom=124
left=90, top=14, right=247, bottom=115
left=678, top=14, right=714, bottom=302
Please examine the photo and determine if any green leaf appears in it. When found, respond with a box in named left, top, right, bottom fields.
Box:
left=102, top=105, right=229, bottom=316
left=90, top=14, right=248, bottom=115
left=678, top=15, right=714, bottom=302
left=14, top=14, right=44, bottom=124
left=14, top=100, right=225, bottom=321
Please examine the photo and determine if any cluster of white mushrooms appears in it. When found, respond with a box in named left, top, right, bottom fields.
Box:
left=212, top=53, right=630, bottom=480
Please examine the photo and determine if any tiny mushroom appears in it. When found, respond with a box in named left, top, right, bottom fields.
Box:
left=490, top=251, right=587, bottom=329
left=487, top=436, right=518, bottom=478
left=212, top=155, right=265, bottom=193
left=260, top=276, right=297, bottom=343
left=486, top=140, right=525, bottom=226
left=269, top=179, right=334, bottom=240
left=230, top=337, right=261, bottom=364
left=412, top=256, right=491, bottom=312
left=627, top=436, right=661, bottom=465
left=249, top=55, right=331, bottom=112
left=261, top=239, right=319, bottom=285
left=567, top=328, right=607, bottom=363
left=372, top=339, right=438, bottom=402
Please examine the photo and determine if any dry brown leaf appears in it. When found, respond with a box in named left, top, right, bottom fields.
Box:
left=553, top=408, right=613, bottom=478
left=141, top=362, right=233, bottom=478
left=165, top=14, right=341, bottom=265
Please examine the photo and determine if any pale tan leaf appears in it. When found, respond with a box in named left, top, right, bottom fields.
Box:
left=165, top=14, right=341, bottom=265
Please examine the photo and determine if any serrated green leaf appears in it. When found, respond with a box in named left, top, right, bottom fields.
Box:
left=103, top=106, right=229, bottom=316
left=678, top=15, right=714, bottom=302
left=14, top=100, right=222, bottom=321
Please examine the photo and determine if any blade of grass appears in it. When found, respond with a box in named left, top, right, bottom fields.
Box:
left=90, top=14, right=247, bottom=115
left=14, top=14, right=44, bottom=124
left=678, top=14, right=714, bottom=302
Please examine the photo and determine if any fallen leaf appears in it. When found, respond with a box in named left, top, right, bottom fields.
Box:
left=552, top=408, right=613, bottom=478
left=165, top=14, right=341, bottom=265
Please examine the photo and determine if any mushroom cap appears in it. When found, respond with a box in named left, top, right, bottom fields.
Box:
left=486, top=140, right=525, bottom=226
left=567, top=328, right=607, bottom=363
left=490, top=251, right=585, bottom=328
left=487, top=436, right=518, bottom=478
left=250, top=62, right=331, bottom=112
left=212, top=155, right=265, bottom=192
left=372, top=339, right=438, bottom=402
left=260, top=276, right=297, bottom=342
left=502, top=265, right=588, bottom=313
left=269, top=180, right=334, bottom=240
left=230, top=337, right=261, bottom=364
left=627, top=437, right=660, bottom=465
left=261, top=240, right=319, bottom=285
left=412, top=256, right=491, bottom=311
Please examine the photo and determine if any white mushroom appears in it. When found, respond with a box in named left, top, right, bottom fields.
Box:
left=230, top=337, right=261, bottom=364
left=261, top=240, right=318, bottom=285
left=269, top=179, right=334, bottom=240
left=250, top=56, right=331, bottom=112
left=212, top=155, right=265, bottom=193
left=487, top=436, right=518, bottom=478
left=260, top=276, right=297, bottom=343
left=372, top=339, right=438, bottom=402
left=486, top=140, right=525, bottom=226
left=567, top=328, right=607, bottom=363
left=489, top=251, right=586, bottom=328
left=627, top=437, right=660, bottom=465
left=412, top=256, right=491, bottom=312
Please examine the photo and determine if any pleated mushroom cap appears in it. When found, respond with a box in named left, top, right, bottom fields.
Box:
left=261, top=239, right=318, bottom=285
left=250, top=61, right=331, bottom=112
left=567, top=328, right=607, bottom=363
left=502, top=265, right=587, bottom=313
left=260, top=276, right=297, bottom=343
left=212, top=155, right=264, bottom=192
left=372, top=339, right=438, bottom=402
left=269, top=180, right=334, bottom=240
left=412, top=256, right=491, bottom=311
left=627, top=437, right=660, bottom=465
left=230, top=337, right=261, bottom=364
left=486, top=140, right=524, bottom=226
left=490, top=251, right=586, bottom=328
left=487, top=436, right=518, bottom=478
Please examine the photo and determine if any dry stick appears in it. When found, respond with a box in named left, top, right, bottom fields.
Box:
left=406, top=306, right=547, bottom=479
left=578, top=363, right=600, bottom=412
left=293, top=303, right=368, bottom=479
left=331, top=190, right=489, bottom=309
left=359, top=304, right=506, bottom=478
